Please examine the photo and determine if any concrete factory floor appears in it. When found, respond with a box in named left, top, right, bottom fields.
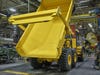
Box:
left=0, top=56, right=100, bottom=75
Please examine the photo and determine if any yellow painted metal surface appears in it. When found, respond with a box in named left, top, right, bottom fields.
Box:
left=9, top=9, right=57, bottom=25
left=76, top=46, right=82, bottom=55
left=68, top=54, right=72, bottom=66
left=9, top=0, right=73, bottom=59
left=72, top=38, right=76, bottom=48
left=3, top=70, right=29, bottom=75
left=66, top=39, right=71, bottom=48
left=66, top=38, right=76, bottom=48
left=18, top=25, right=26, bottom=31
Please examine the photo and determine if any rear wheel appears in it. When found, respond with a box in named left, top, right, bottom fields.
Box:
left=72, top=50, right=77, bottom=68
left=58, top=48, right=72, bottom=71
left=30, top=58, right=42, bottom=69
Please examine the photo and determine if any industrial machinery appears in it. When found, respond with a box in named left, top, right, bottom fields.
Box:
left=70, top=25, right=84, bottom=62
left=86, top=32, right=98, bottom=47
left=76, top=29, right=84, bottom=61
left=71, top=14, right=98, bottom=59
left=0, top=37, right=20, bottom=64
left=0, top=46, right=19, bottom=64
left=9, top=0, right=78, bottom=71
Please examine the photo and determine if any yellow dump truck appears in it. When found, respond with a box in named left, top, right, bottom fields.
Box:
left=9, top=0, right=77, bottom=71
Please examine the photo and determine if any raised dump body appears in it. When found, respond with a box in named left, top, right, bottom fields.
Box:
left=9, top=0, right=73, bottom=59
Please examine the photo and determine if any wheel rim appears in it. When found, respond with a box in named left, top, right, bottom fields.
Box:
left=68, top=54, right=72, bottom=66
left=74, top=53, right=77, bottom=63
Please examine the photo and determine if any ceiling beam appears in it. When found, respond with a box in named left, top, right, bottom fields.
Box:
left=10, top=0, right=20, bottom=5
left=21, top=0, right=38, bottom=9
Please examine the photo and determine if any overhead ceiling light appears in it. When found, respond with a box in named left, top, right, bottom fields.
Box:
left=0, top=13, right=7, bottom=17
left=9, top=8, right=16, bottom=12
left=76, top=6, right=88, bottom=9
left=88, top=23, right=93, bottom=28
left=79, top=25, right=82, bottom=28
left=79, top=0, right=90, bottom=4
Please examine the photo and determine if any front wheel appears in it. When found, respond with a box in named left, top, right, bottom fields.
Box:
left=72, top=50, right=77, bottom=68
left=58, top=48, right=72, bottom=71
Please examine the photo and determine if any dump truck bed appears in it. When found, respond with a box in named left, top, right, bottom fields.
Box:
left=9, top=0, right=73, bottom=59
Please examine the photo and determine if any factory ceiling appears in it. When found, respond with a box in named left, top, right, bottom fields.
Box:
left=0, top=0, right=100, bottom=16
left=0, top=0, right=40, bottom=15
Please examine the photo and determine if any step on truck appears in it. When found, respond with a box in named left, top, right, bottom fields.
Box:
left=9, top=0, right=77, bottom=71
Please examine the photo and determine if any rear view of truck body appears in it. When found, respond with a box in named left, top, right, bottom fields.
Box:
left=9, top=0, right=75, bottom=71
left=9, top=0, right=73, bottom=59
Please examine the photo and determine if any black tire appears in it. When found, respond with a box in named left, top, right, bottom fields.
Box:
left=72, top=50, right=77, bottom=68
left=78, top=51, right=84, bottom=62
left=58, top=48, right=72, bottom=71
left=30, top=58, right=42, bottom=69
left=42, top=61, right=51, bottom=69
left=96, top=53, right=100, bottom=69
left=99, top=63, right=100, bottom=69
left=99, top=54, right=100, bottom=69
left=78, top=56, right=84, bottom=62
left=44, top=61, right=51, bottom=66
